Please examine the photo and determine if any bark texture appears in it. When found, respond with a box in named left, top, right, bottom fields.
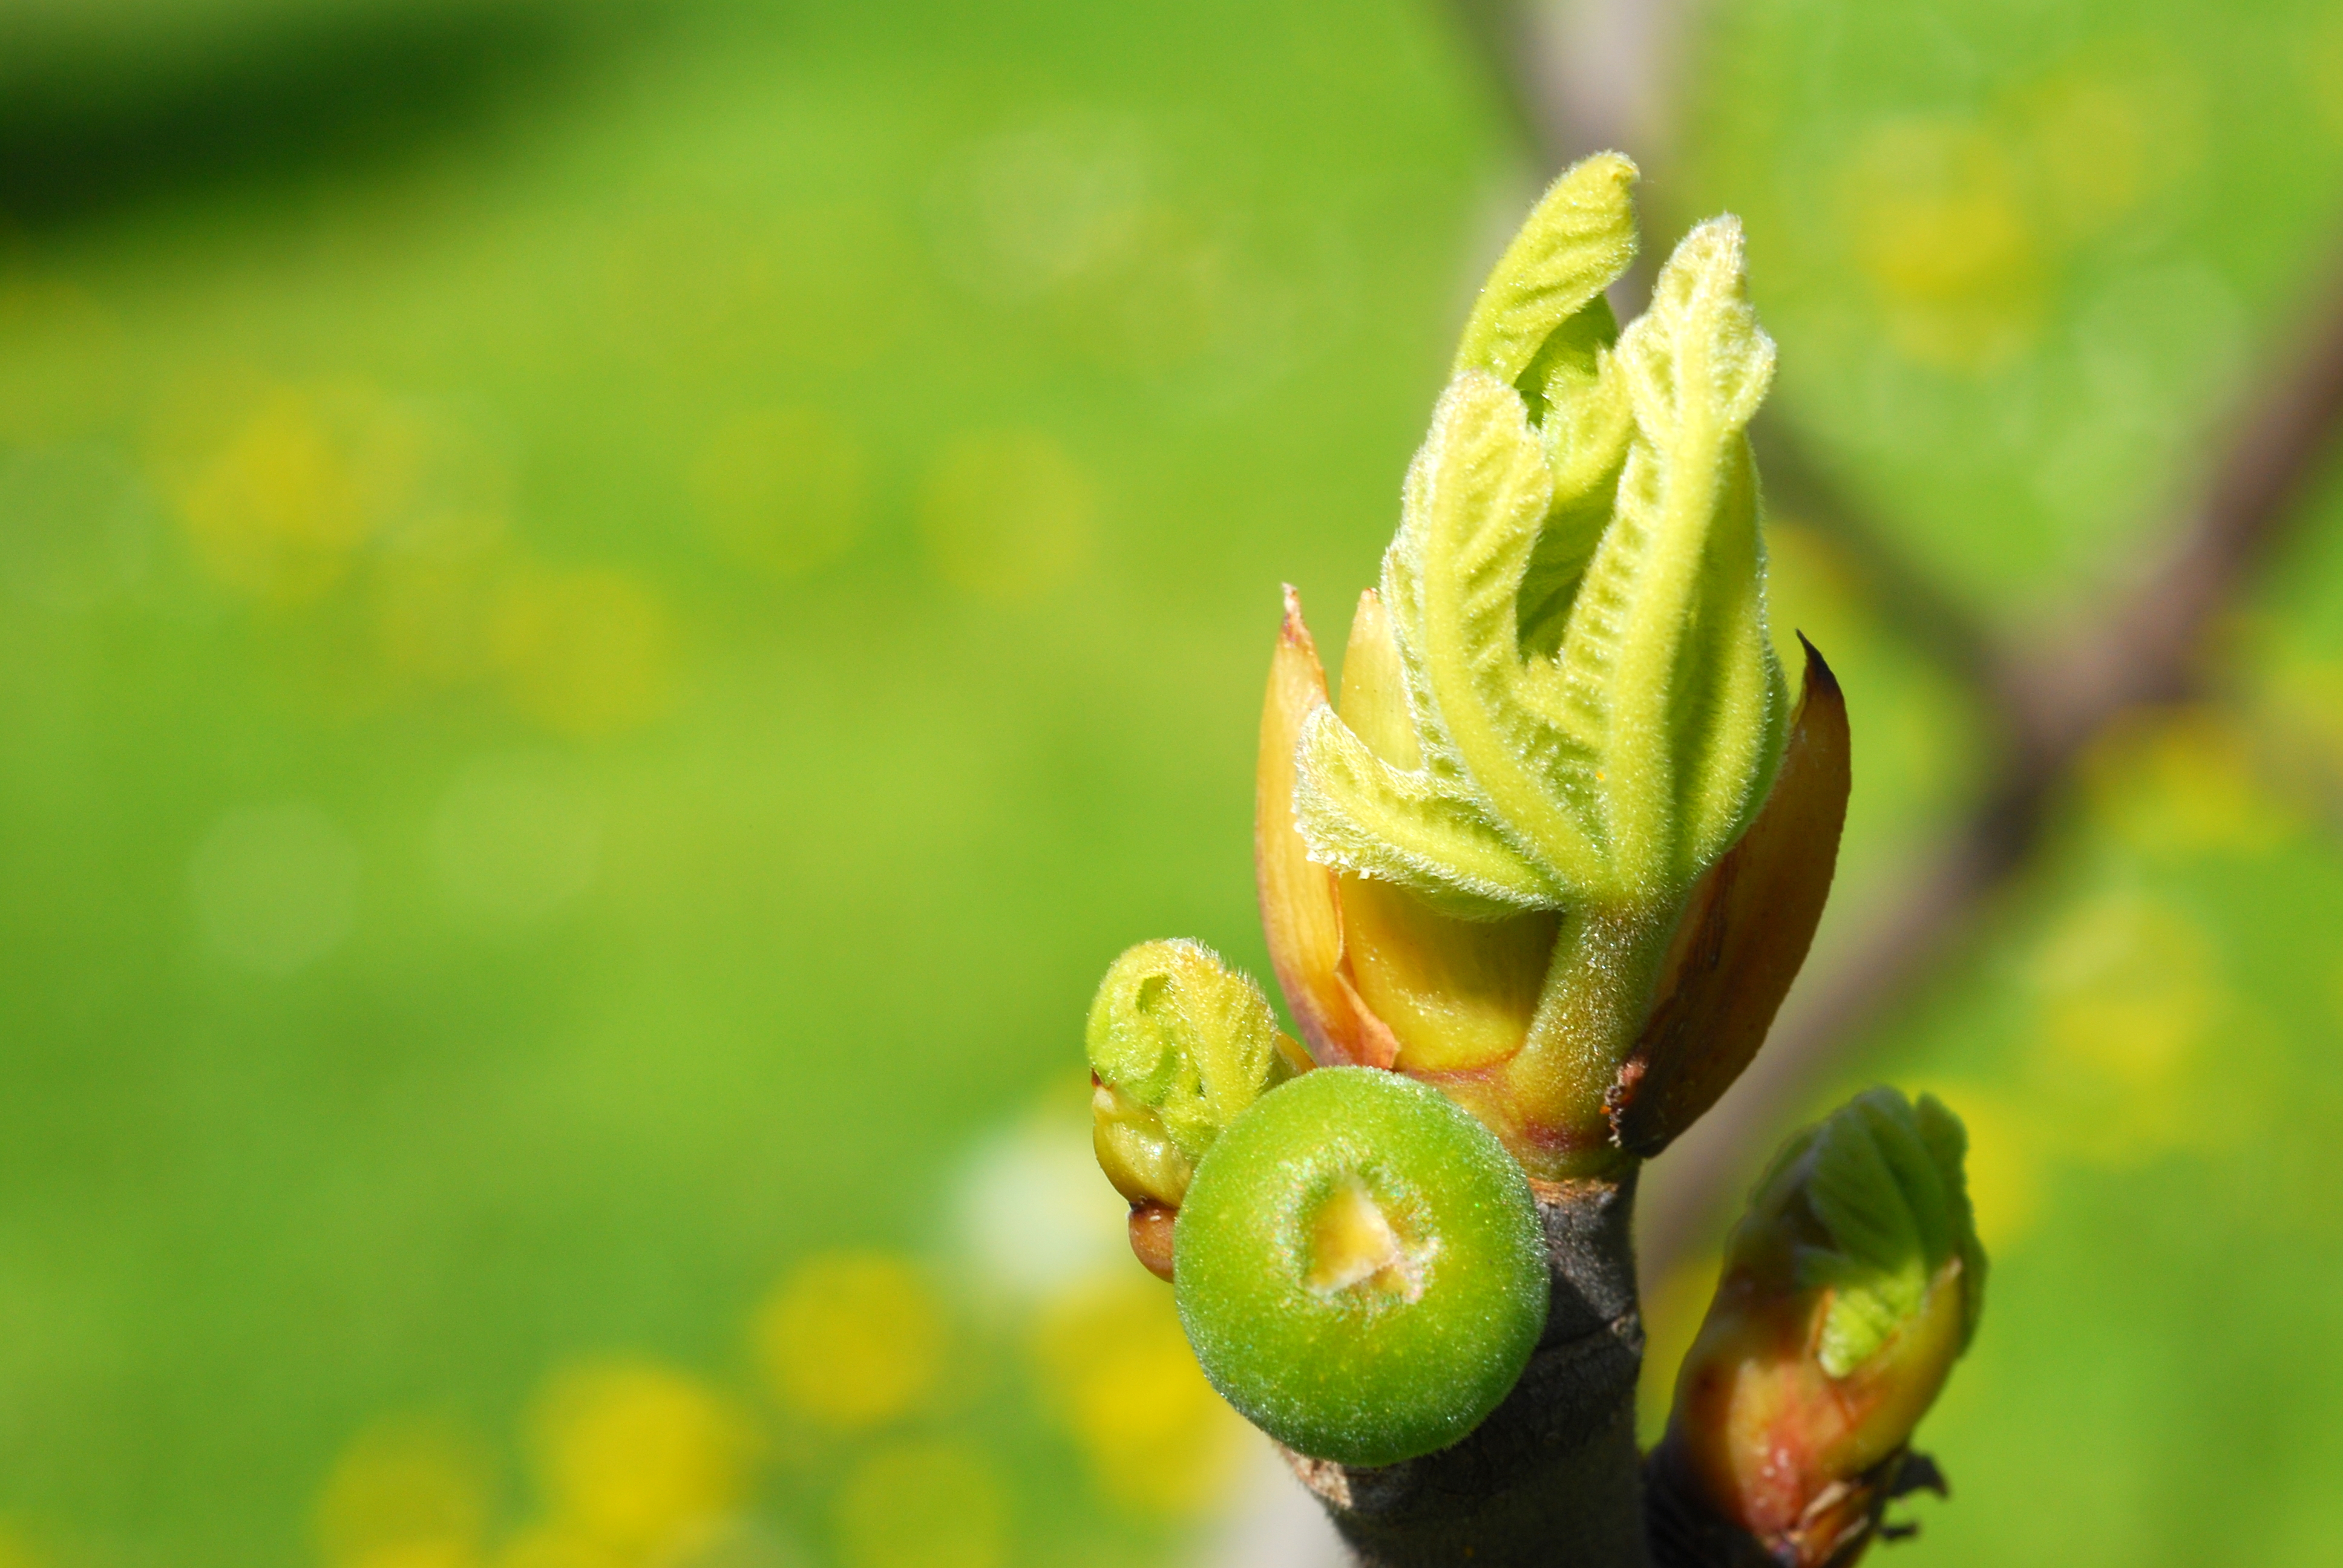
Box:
left=1286, top=1174, right=1649, bottom=1567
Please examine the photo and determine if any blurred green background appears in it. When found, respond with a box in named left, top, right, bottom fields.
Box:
left=5, top=1, right=2343, bottom=1566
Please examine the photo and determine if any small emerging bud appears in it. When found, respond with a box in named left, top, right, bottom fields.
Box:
left=1086, top=940, right=1306, bottom=1230
left=1654, top=1088, right=1986, bottom=1566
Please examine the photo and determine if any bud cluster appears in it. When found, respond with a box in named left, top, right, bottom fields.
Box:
left=1254, top=154, right=1847, bottom=1180
left=1069, top=154, right=1978, bottom=1511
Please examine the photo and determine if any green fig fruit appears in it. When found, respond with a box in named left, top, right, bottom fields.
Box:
left=1173, top=1067, right=1547, bottom=1466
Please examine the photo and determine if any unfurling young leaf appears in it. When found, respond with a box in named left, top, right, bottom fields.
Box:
left=1294, top=198, right=1786, bottom=918
left=1453, top=151, right=1639, bottom=387
left=1567, top=217, right=1786, bottom=896
left=1271, top=156, right=1801, bottom=1176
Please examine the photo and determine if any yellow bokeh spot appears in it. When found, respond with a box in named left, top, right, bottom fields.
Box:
left=2305, top=8, right=2343, bottom=144
left=1841, top=117, right=2044, bottom=371
left=491, top=567, right=676, bottom=738
left=145, top=373, right=693, bottom=731
left=918, top=431, right=1095, bottom=603
left=1928, top=1086, right=2043, bottom=1252
left=526, top=1359, right=756, bottom=1560
left=157, top=378, right=506, bottom=610
left=2035, top=890, right=2212, bottom=1086
left=1837, top=53, right=2206, bottom=373
left=2258, top=651, right=2343, bottom=769
left=1028, top=1272, right=1245, bottom=1517
left=0, top=1522, right=46, bottom=1568
left=753, top=1252, right=944, bottom=1429
left=689, top=407, right=869, bottom=579
left=832, top=1442, right=1006, bottom=1568
left=314, top=1416, right=493, bottom=1568
left=2029, top=889, right=2227, bottom=1164
left=2015, top=59, right=2201, bottom=244
left=2082, top=707, right=2296, bottom=858
left=176, top=389, right=375, bottom=604
left=492, top=1527, right=624, bottom=1568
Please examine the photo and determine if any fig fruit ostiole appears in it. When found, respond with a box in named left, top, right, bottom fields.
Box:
left=1172, top=1067, right=1548, bottom=1468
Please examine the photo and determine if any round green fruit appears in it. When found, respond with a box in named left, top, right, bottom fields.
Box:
left=1173, top=1066, right=1548, bottom=1466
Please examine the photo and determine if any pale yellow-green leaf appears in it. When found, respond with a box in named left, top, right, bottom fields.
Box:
left=1553, top=216, right=1786, bottom=893
left=1293, top=207, right=1789, bottom=928
left=1756, top=1088, right=1988, bottom=1377
left=1396, top=371, right=1605, bottom=889
left=1517, top=344, right=1633, bottom=656
left=1454, top=152, right=1640, bottom=385
left=1674, top=441, right=1787, bottom=867
left=1292, top=704, right=1555, bottom=915
left=1538, top=332, right=1636, bottom=498
left=1292, top=371, right=1629, bottom=913
left=1616, top=217, right=1776, bottom=446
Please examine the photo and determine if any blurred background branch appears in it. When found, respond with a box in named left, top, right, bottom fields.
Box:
left=1434, top=0, right=2343, bottom=1274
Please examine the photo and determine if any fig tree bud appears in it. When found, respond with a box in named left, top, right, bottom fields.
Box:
left=1654, top=1088, right=1986, bottom=1566
left=1277, top=162, right=1800, bottom=1177
left=1085, top=939, right=1306, bottom=1216
left=1172, top=1067, right=1547, bottom=1467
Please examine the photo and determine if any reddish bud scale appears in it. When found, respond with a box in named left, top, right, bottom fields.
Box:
left=1609, top=638, right=1849, bottom=1158
left=1126, top=1203, right=1177, bottom=1282
left=1254, top=585, right=1401, bottom=1070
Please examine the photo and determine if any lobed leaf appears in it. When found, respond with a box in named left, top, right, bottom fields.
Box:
left=1292, top=203, right=1788, bottom=923
left=1453, top=151, right=1640, bottom=386
left=1293, top=705, right=1555, bottom=913
left=1555, top=216, right=1786, bottom=893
